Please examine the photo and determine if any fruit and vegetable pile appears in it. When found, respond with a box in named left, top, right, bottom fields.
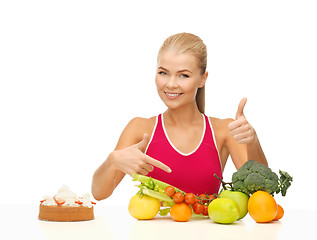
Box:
left=128, top=160, right=293, bottom=224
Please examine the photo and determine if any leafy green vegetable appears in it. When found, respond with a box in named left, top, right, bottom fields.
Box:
left=232, top=160, right=293, bottom=196
left=140, top=188, right=174, bottom=204
left=276, top=170, right=293, bottom=196
left=159, top=208, right=171, bottom=216
left=132, top=173, right=185, bottom=194
left=132, top=173, right=184, bottom=207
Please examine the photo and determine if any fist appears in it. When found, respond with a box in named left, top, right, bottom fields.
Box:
left=228, top=98, right=255, bottom=144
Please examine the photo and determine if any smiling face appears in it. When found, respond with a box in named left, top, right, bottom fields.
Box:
left=155, top=49, right=207, bottom=111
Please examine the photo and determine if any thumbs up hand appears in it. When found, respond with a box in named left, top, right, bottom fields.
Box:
left=228, top=98, right=255, bottom=144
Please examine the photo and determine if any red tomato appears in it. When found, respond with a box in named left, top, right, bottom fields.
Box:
left=192, top=202, right=204, bottom=214
left=173, top=192, right=184, bottom=203
left=184, top=193, right=196, bottom=205
left=202, top=205, right=209, bottom=216
left=164, top=186, right=175, bottom=197
left=198, top=194, right=208, bottom=204
left=208, top=194, right=216, bottom=200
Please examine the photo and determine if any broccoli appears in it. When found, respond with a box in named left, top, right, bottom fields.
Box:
left=232, top=160, right=293, bottom=196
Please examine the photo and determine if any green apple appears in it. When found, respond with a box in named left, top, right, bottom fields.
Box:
left=219, top=190, right=249, bottom=219
left=208, top=198, right=240, bottom=224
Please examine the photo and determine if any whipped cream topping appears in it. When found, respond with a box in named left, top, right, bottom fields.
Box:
left=42, top=195, right=57, bottom=206
left=41, top=185, right=94, bottom=208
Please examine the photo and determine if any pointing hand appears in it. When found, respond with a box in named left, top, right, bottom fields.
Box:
left=111, top=133, right=172, bottom=176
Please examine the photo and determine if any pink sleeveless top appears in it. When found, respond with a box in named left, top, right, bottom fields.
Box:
left=145, top=113, right=223, bottom=195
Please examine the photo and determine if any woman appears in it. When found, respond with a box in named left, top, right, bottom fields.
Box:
left=92, top=33, right=267, bottom=200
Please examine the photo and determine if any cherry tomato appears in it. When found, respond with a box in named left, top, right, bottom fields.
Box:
left=173, top=192, right=184, bottom=203
left=198, top=194, right=208, bottom=204
left=208, top=194, right=216, bottom=201
left=164, top=186, right=175, bottom=197
left=202, top=205, right=209, bottom=216
left=192, top=202, right=204, bottom=214
left=184, top=193, right=196, bottom=205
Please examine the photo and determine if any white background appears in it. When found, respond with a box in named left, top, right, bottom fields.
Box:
left=1, top=0, right=316, bottom=210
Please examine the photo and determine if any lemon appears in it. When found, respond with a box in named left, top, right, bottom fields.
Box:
left=128, top=194, right=160, bottom=220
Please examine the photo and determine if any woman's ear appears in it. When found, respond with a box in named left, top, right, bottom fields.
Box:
left=199, top=71, right=208, bottom=88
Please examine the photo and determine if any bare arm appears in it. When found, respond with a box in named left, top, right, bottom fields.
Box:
left=91, top=118, right=141, bottom=200
left=246, top=130, right=267, bottom=166
left=225, top=121, right=268, bottom=169
left=91, top=152, right=123, bottom=201
left=91, top=117, right=171, bottom=201
left=226, top=98, right=268, bottom=169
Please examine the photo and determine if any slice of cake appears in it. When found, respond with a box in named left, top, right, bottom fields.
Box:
left=38, top=185, right=95, bottom=222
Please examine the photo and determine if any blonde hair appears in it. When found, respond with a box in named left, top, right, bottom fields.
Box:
left=157, top=33, right=207, bottom=113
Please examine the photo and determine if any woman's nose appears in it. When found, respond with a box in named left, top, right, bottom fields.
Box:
left=166, top=76, right=178, bottom=89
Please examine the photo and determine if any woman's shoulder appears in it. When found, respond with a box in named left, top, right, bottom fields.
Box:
left=208, top=116, right=234, bottom=136
left=127, top=116, right=157, bottom=129
left=124, top=116, right=157, bottom=139
left=209, top=116, right=234, bottom=126
left=115, top=115, right=158, bottom=150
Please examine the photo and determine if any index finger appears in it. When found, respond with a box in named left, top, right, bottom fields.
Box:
left=144, top=155, right=172, bottom=173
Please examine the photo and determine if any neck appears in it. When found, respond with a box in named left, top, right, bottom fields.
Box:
left=164, top=103, right=203, bottom=126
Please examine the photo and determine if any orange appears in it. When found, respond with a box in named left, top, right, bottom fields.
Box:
left=248, top=191, right=278, bottom=223
left=170, top=203, right=192, bottom=222
left=273, top=204, right=284, bottom=221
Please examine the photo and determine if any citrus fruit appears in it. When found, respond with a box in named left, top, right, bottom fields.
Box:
left=208, top=198, right=240, bottom=224
left=273, top=204, right=284, bottom=221
left=248, top=191, right=278, bottom=223
left=128, top=194, right=160, bottom=220
left=170, top=203, right=192, bottom=222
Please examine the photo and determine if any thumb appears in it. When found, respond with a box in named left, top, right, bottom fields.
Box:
left=235, top=98, right=247, bottom=120
left=134, top=133, right=149, bottom=151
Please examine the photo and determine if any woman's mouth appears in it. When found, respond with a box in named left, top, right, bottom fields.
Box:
left=164, top=92, right=183, bottom=99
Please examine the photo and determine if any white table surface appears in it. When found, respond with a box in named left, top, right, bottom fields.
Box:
left=1, top=204, right=314, bottom=240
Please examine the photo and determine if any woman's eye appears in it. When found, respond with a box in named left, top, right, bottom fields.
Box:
left=181, top=74, right=189, bottom=78
left=158, top=71, right=167, bottom=75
